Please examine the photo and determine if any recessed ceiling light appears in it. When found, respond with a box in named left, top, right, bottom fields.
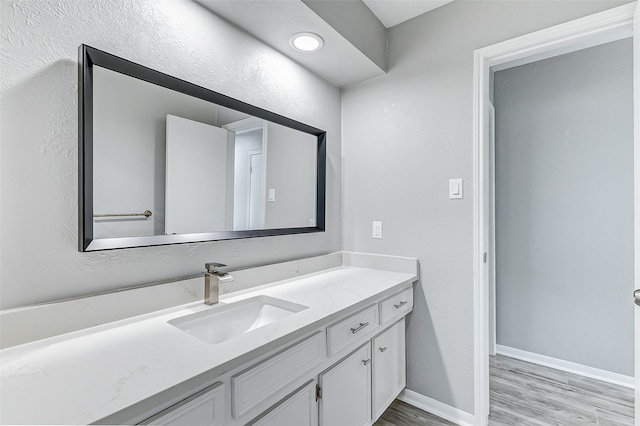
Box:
left=289, top=32, right=324, bottom=53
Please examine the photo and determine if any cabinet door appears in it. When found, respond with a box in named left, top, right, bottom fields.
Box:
left=319, top=342, right=371, bottom=426
left=250, top=380, right=317, bottom=426
left=140, top=382, right=224, bottom=426
left=372, top=319, right=406, bottom=421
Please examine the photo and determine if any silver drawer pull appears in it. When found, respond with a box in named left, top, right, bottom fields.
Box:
left=362, top=358, right=371, bottom=366
left=394, top=301, right=408, bottom=309
left=379, top=347, right=388, bottom=352
left=350, top=322, right=369, bottom=334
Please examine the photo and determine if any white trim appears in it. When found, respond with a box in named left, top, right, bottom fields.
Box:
left=225, top=131, right=236, bottom=231
left=487, top=5, right=633, bottom=72
left=488, top=101, right=496, bottom=358
left=247, top=150, right=263, bottom=229
left=222, top=116, right=264, bottom=133
left=632, top=3, right=640, bottom=422
left=472, top=42, right=491, bottom=426
left=398, top=389, right=475, bottom=426
left=260, top=122, right=268, bottom=228
left=472, top=4, right=637, bottom=426
left=496, top=345, right=635, bottom=389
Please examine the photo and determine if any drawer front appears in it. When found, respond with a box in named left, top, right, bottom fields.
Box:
left=327, top=305, right=378, bottom=356
left=379, top=288, right=413, bottom=324
left=249, top=380, right=317, bottom=426
left=140, top=382, right=224, bottom=426
left=232, top=332, right=324, bottom=419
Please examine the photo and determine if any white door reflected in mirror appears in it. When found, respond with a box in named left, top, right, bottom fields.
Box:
left=91, top=64, right=318, bottom=240
left=165, top=115, right=231, bottom=235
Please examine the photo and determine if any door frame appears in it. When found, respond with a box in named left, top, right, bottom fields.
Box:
left=223, top=117, right=268, bottom=230
left=472, top=3, right=637, bottom=425
left=247, top=149, right=264, bottom=229
left=487, top=101, right=496, bottom=358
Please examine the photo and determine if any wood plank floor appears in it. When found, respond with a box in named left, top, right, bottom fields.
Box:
left=374, top=400, right=457, bottom=426
left=374, top=354, right=635, bottom=425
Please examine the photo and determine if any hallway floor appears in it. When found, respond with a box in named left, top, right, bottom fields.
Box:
left=375, top=354, right=635, bottom=425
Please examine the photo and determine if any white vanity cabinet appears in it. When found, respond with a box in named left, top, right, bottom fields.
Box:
left=372, top=318, right=406, bottom=420
left=319, top=342, right=372, bottom=426
left=139, top=286, right=413, bottom=426
left=231, top=332, right=325, bottom=419
left=326, top=305, right=378, bottom=355
left=139, top=382, right=224, bottom=426
left=249, top=380, right=318, bottom=426
left=379, top=288, right=413, bottom=324
left=0, top=253, right=420, bottom=426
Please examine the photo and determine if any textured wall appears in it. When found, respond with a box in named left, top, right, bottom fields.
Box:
left=341, top=0, right=631, bottom=415
left=0, top=0, right=341, bottom=309
left=92, top=66, right=221, bottom=238
left=264, top=123, right=317, bottom=228
left=494, top=39, right=634, bottom=376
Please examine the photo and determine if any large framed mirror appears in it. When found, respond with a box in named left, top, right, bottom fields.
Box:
left=79, top=45, right=326, bottom=251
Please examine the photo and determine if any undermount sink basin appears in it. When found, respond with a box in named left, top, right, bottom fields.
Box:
left=168, top=296, right=308, bottom=344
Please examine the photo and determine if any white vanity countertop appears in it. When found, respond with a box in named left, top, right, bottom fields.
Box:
left=0, top=262, right=417, bottom=425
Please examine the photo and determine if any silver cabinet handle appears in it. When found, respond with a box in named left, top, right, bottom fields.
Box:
left=350, top=322, right=369, bottom=334
left=362, top=359, right=371, bottom=366
left=379, top=347, right=388, bottom=352
left=394, top=301, right=408, bottom=309
left=634, top=289, right=640, bottom=307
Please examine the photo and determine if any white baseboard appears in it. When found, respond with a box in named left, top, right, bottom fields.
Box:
left=398, top=389, right=476, bottom=426
left=496, top=345, right=635, bottom=389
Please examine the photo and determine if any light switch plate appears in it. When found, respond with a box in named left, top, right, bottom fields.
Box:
left=372, top=221, right=383, bottom=239
left=449, top=178, right=463, bottom=199
left=268, top=188, right=276, bottom=202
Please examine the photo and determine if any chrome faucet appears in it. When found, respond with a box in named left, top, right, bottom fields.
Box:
left=204, top=262, right=234, bottom=305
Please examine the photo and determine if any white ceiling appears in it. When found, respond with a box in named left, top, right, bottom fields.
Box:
left=362, top=0, right=455, bottom=28
left=198, top=0, right=386, bottom=87
left=197, top=0, right=454, bottom=87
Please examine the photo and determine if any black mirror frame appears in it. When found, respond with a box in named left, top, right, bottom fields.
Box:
left=79, top=45, right=326, bottom=252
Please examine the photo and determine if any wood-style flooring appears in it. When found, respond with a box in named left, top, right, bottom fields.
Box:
left=374, top=400, right=457, bottom=426
left=374, top=354, right=635, bottom=425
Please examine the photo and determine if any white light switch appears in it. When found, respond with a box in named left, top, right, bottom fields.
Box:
left=372, top=221, right=383, bottom=239
left=449, top=179, right=463, bottom=199
left=268, top=188, right=276, bottom=202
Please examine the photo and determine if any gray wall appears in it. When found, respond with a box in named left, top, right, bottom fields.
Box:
left=92, top=66, right=220, bottom=238
left=264, top=123, right=317, bottom=229
left=302, top=0, right=387, bottom=71
left=341, top=0, right=632, bottom=414
left=0, top=0, right=342, bottom=309
left=494, top=39, right=634, bottom=376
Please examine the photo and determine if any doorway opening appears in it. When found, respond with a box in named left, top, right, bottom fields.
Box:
left=489, top=38, right=634, bottom=424
left=472, top=3, right=638, bottom=425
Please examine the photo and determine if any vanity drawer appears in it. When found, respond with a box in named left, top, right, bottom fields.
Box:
left=248, top=380, right=317, bottom=426
left=139, top=382, right=224, bottom=425
left=379, top=288, right=413, bottom=324
left=326, top=305, right=378, bottom=356
left=232, top=332, right=324, bottom=419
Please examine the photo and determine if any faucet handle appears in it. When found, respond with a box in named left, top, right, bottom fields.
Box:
left=205, top=262, right=227, bottom=273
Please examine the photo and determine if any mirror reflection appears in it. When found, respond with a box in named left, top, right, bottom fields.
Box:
left=92, top=66, right=317, bottom=240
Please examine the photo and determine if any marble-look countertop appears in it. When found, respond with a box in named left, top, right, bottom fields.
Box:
left=0, top=263, right=417, bottom=424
